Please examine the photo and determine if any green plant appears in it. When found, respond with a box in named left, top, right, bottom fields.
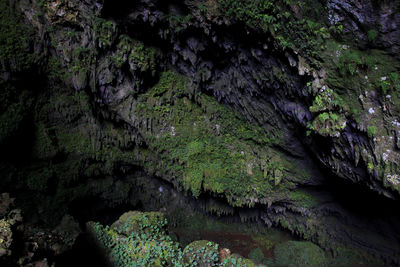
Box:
left=381, top=73, right=400, bottom=94
left=367, top=162, right=374, bottom=170
left=390, top=72, right=400, bottom=91
left=367, top=126, right=376, bottom=138
left=134, top=70, right=301, bottom=207
left=367, top=29, right=378, bottom=42
left=248, top=247, right=265, bottom=263
left=217, top=0, right=327, bottom=56
left=309, top=112, right=346, bottom=137
left=93, top=18, right=116, bottom=48
left=288, top=190, right=319, bottom=208
left=0, top=0, right=38, bottom=72
left=338, top=50, right=363, bottom=76
left=274, top=241, right=328, bottom=267
left=309, top=87, right=343, bottom=113
left=88, top=211, right=259, bottom=266
left=66, top=30, right=77, bottom=38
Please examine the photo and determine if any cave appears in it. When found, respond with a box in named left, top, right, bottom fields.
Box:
left=1, top=0, right=400, bottom=266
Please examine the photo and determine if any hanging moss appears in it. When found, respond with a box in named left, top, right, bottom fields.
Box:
left=217, top=0, right=329, bottom=57
left=132, top=70, right=306, bottom=207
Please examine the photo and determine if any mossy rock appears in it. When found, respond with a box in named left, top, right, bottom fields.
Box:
left=87, top=219, right=182, bottom=267
left=274, top=241, right=328, bottom=267
left=330, top=246, right=384, bottom=267
left=223, top=253, right=257, bottom=267
left=248, top=247, right=265, bottom=263
left=183, top=240, right=220, bottom=266
left=111, top=211, right=167, bottom=237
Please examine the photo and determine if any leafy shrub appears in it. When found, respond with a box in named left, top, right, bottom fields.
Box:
left=308, top=112, right=346, bottom=137
left=248, top=247, right=265, bottom=263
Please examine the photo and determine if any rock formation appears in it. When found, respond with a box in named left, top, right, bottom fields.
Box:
left=1, top=0, right=400, bottom=266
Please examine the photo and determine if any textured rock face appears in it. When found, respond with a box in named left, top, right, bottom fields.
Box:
left=1, top=0, right=400, bottom=265
left=327, top=0, right=400, bottom=55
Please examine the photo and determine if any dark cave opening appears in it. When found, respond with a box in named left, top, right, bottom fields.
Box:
left=67, top=195, right=139, bottom=228
left=55, top=233, right=112, bottom=267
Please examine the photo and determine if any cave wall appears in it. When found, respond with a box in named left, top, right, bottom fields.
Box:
left=1, top=0, right=400, bottom=265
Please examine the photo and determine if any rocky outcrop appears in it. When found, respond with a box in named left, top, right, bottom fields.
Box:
left=1, top=0, right=400, bottom=265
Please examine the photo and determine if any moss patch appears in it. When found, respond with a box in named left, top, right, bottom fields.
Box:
left=134, top=70, right=306, bottom=207
left=274, top=241, right=328, bottom=267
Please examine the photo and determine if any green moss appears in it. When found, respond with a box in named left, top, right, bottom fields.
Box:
left=134, top=70, right=301, bottom=206
left=287, top=189, right=319, bottom=208
left=274, top=241, right=328, bottom=267
left=367, top=29, right=378, bottom=42
left=322, top=40, right=400, bottom=105
left=0, top=102, right=26, bottom=144
left=88, top=220, right=183, bottom=266
left=330, top=246, right=384, bottom=267
left=367, top=126, right=376, bottom=138
left=308, top=112, right=346, bottom=137
left=309, top=87, right=343, bottom=113
left=183, top=240, right=220, bottom=265
left=111, top=35, right=159, bottom=76
left=168, top=14, right=194, bottom=33
left=0, top=0, right=37, bottom=72
left=381, top=72, right=400, bottom=94
left=223, top=253, right=256, bottom=267
left=93, top=18, right=117, bottom=48
left=218, top=0, right=328, bottom=56
left=111, top=211, right=168, bottom=238
left=88, top=211, right=261, bottom=266
left=45, top=56, right=69, bottom=82
left=338, top=49, right=364, bottom=76
left=71, top=46, right=94, bottom=73
left=248, top=247, right=265, bottom=263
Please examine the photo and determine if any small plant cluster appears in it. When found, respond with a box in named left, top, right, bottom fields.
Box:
left=367, top=29, right=378, bottom=42
left=88, top=211, right=257, bottom=266
left=183, top=240, right=220, bottom=265
left=71, top=46, right=94, bottom=73
left=308, top=111, right=346, bottom=137
left=287, top=190, right=319, bottom=208
left=309, top=87, right=342, bottom=113
left=274, top=241, right=328, bottom=267
left=168, top=14, right=194, bottom=33
left=338, top=49, right=375, bottom=76
left=381, top=72, right=400, bottom=94
left=93, top=18, right=117, bottom=48
left=367, top=126, right=376, bottom=138
left=217, top=0, right=332, bottom=56
left=112, top=35, right=158, bottom=76
left=307, top=85, right=346, bottom=137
